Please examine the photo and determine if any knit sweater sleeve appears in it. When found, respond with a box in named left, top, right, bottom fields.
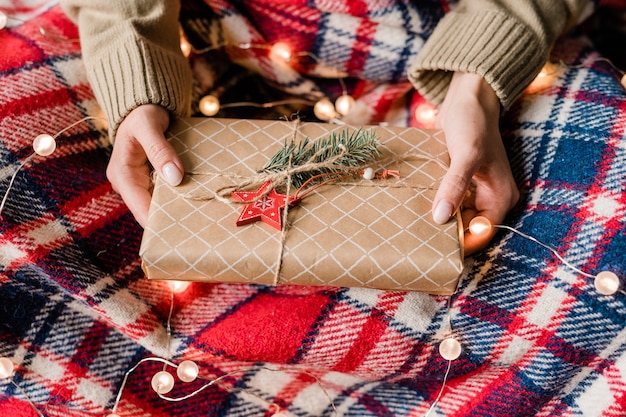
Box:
left=60, top=0, right=192, bottom=141
left=408, top=0, right=591, bottom=109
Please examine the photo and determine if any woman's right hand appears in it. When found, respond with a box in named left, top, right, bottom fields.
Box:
left=106, top=104, right=184, bottom=227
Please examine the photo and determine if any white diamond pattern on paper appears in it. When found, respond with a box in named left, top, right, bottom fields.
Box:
left=140, top=118, right=463, bottom=294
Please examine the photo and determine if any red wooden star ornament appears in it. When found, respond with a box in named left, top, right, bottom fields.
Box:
left=231, top=181, right=301, bottom=230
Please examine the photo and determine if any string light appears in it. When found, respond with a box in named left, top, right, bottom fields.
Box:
left=2, top=30, right=621, bottom=417
left=313, top=98, right=337, bottom=121
left=468, top=216, right=623, bottom=296
left=167, top=280, right=191, bottom=294
left=595, top=271, right=620, bottom=296
left=0, top=357, right=15, bottom=379
left=529, top=58, right=626, bottom=93
left=176, top=360, right=199, bottom=383
left=0, top=356, right=44, bottom=416
left=414, top=102, right=437, bottom=127
left=335, top=94, right=355, bottom=116
left=181, top=37, right=355, bottom=122
left=0, top=11, right=7, bottom=30
left=438, top=337, right=462, bottom=361
left=198, top=94, right=221, bottom=117
left=0, top=116, right=104, bottom=217
left=269, top=41, right=293, bottom=63
left=32, top=134, right=56, bottom=156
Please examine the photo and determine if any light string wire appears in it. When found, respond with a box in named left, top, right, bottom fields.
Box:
left=0, top=10, right=80, bottom=43
left=186, top=37, right=357, bottom=121
left=0, top=116, right=106, bottom=217
left=492, top=223, right=626, bottom=296
left=424, top=292, right=457, bottom=417
left=107, top=284, right=340, bottom=417
left=5, top=379, right=44, bottom=417
left=0, top=20, right=622, bottom=417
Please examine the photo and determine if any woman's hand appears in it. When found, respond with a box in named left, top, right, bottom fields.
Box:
left=433, top=72, right=520, bottom=255
left=106, top=104, right=184, bottom=227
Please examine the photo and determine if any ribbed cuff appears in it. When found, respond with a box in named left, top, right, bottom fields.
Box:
left=408, top=10, right=547, bottom=109
left=85, top=32, right=193, bottom=142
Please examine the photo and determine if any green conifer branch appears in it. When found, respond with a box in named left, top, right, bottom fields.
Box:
left=262, top=128, right=380, bottom=188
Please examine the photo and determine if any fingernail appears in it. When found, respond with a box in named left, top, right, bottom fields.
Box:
left=433, top=200, right=454, bottom=224
left=162, top=162, right=183, bottom=186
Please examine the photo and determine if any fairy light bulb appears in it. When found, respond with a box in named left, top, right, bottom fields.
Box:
left=269, top=42, right=293, bottom=63
left=621, top=73, right=626, bottom=89
left=180, top=36, right=192, bottom=57
left=167, top=280, right=191, bottom=293
left=468, top=216, right=492, bottom=237
left=0, top=357, right=15, bottom=379
left=33, top=134, right=56, bottom=156
left=313, top=98, right=336, bottom=121
left=528, top=62, right=558, bottom=92
left=105, top=414, right=121, bottom=417
left=199, top=95, right=220, bottom=117
left=0, top=11, right=7, bottom=30
left=439, top=337, right=462, bottom=361
left=335, top=94, right=355, bottom=116
left=594, top=270, right=620, bottom=296
left=177, top=360, right=199, bottom=383
left=151, top=370, right=175, bottom=394
left=414, top=103, right=437, bottom=126
left=362, top=167, right=375, bottom=180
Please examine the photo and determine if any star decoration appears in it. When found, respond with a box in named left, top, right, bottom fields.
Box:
left=231, top=181, right=301, bottom=230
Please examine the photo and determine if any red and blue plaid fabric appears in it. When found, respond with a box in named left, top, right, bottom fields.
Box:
left=1, top=2, right=625, bottom=417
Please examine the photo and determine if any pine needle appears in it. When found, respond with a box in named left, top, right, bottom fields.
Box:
left=262, top=128, right=380, bottom=189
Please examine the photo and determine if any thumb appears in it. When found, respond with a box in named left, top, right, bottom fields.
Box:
left=432, top=160, right=473, bottom=224
left=135, top=113, right=183, bottom=187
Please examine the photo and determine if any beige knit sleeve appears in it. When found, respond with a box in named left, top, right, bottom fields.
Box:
left=408, top=0, right=591, bottom=109
left=60, top=0, right=193, bottom=141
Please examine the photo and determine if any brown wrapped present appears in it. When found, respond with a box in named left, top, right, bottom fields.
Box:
left=140, top=117, right=464, bottom=294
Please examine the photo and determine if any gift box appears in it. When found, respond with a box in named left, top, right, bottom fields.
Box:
left=140, top=117, right=464, bottom=294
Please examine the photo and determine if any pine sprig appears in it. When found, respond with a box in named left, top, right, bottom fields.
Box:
left=262, top=128, right=380, bottom=189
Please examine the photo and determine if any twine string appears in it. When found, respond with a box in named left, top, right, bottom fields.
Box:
left=180, top=149, right=449, bottom=203
left=273, top=119, right=300, bottom=285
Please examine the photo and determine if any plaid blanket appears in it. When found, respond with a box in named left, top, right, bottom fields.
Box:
left=1, top=3, right=625, bottom=417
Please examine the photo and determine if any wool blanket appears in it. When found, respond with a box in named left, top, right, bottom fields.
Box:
left=0, top=3, right=625, bottom=417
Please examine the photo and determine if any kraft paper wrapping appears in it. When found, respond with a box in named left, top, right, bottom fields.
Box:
left=140, top=117, right=464, bottom=294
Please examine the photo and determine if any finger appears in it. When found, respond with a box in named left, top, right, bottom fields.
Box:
left=107, top=143, right=153, bottom=227
left=135, top=123, right=184, bottom=187
left=118, top=178, right=153, bottom=228
left=432, top=159, right=474, bottom=224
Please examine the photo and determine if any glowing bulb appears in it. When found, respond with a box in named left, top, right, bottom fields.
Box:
left=439, top=337, right=462, bottom=361
left=0, top=357, right=15, bottom=379
left=621, top=73, right=626, bottom=89
left=0, top=12, right=7, bottom=30
left=313, top=98, right=336, bottom=121
left=180, top=36, right=192, bottom=57
left=33, top=134, right=56, bottom=156
left=594, top=270, right=620, bottom=296
left=151, top=370, right=175, bottom=394
left=468, top=216, right=492, bottom=237
left=199, top=95, right=220, bottom=117
left=167, top=280, right=191, bottom=293
left=528, top=62, right=559, bottom=92
left=106, top=414, right=121, bottom=417
left=335, top=94, right=355, bottom=116
left=269, top=42, right=292, bottom=63
left=414, top=103, right=437, bottom=126
left=177, top=360, right=199, bottom=382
